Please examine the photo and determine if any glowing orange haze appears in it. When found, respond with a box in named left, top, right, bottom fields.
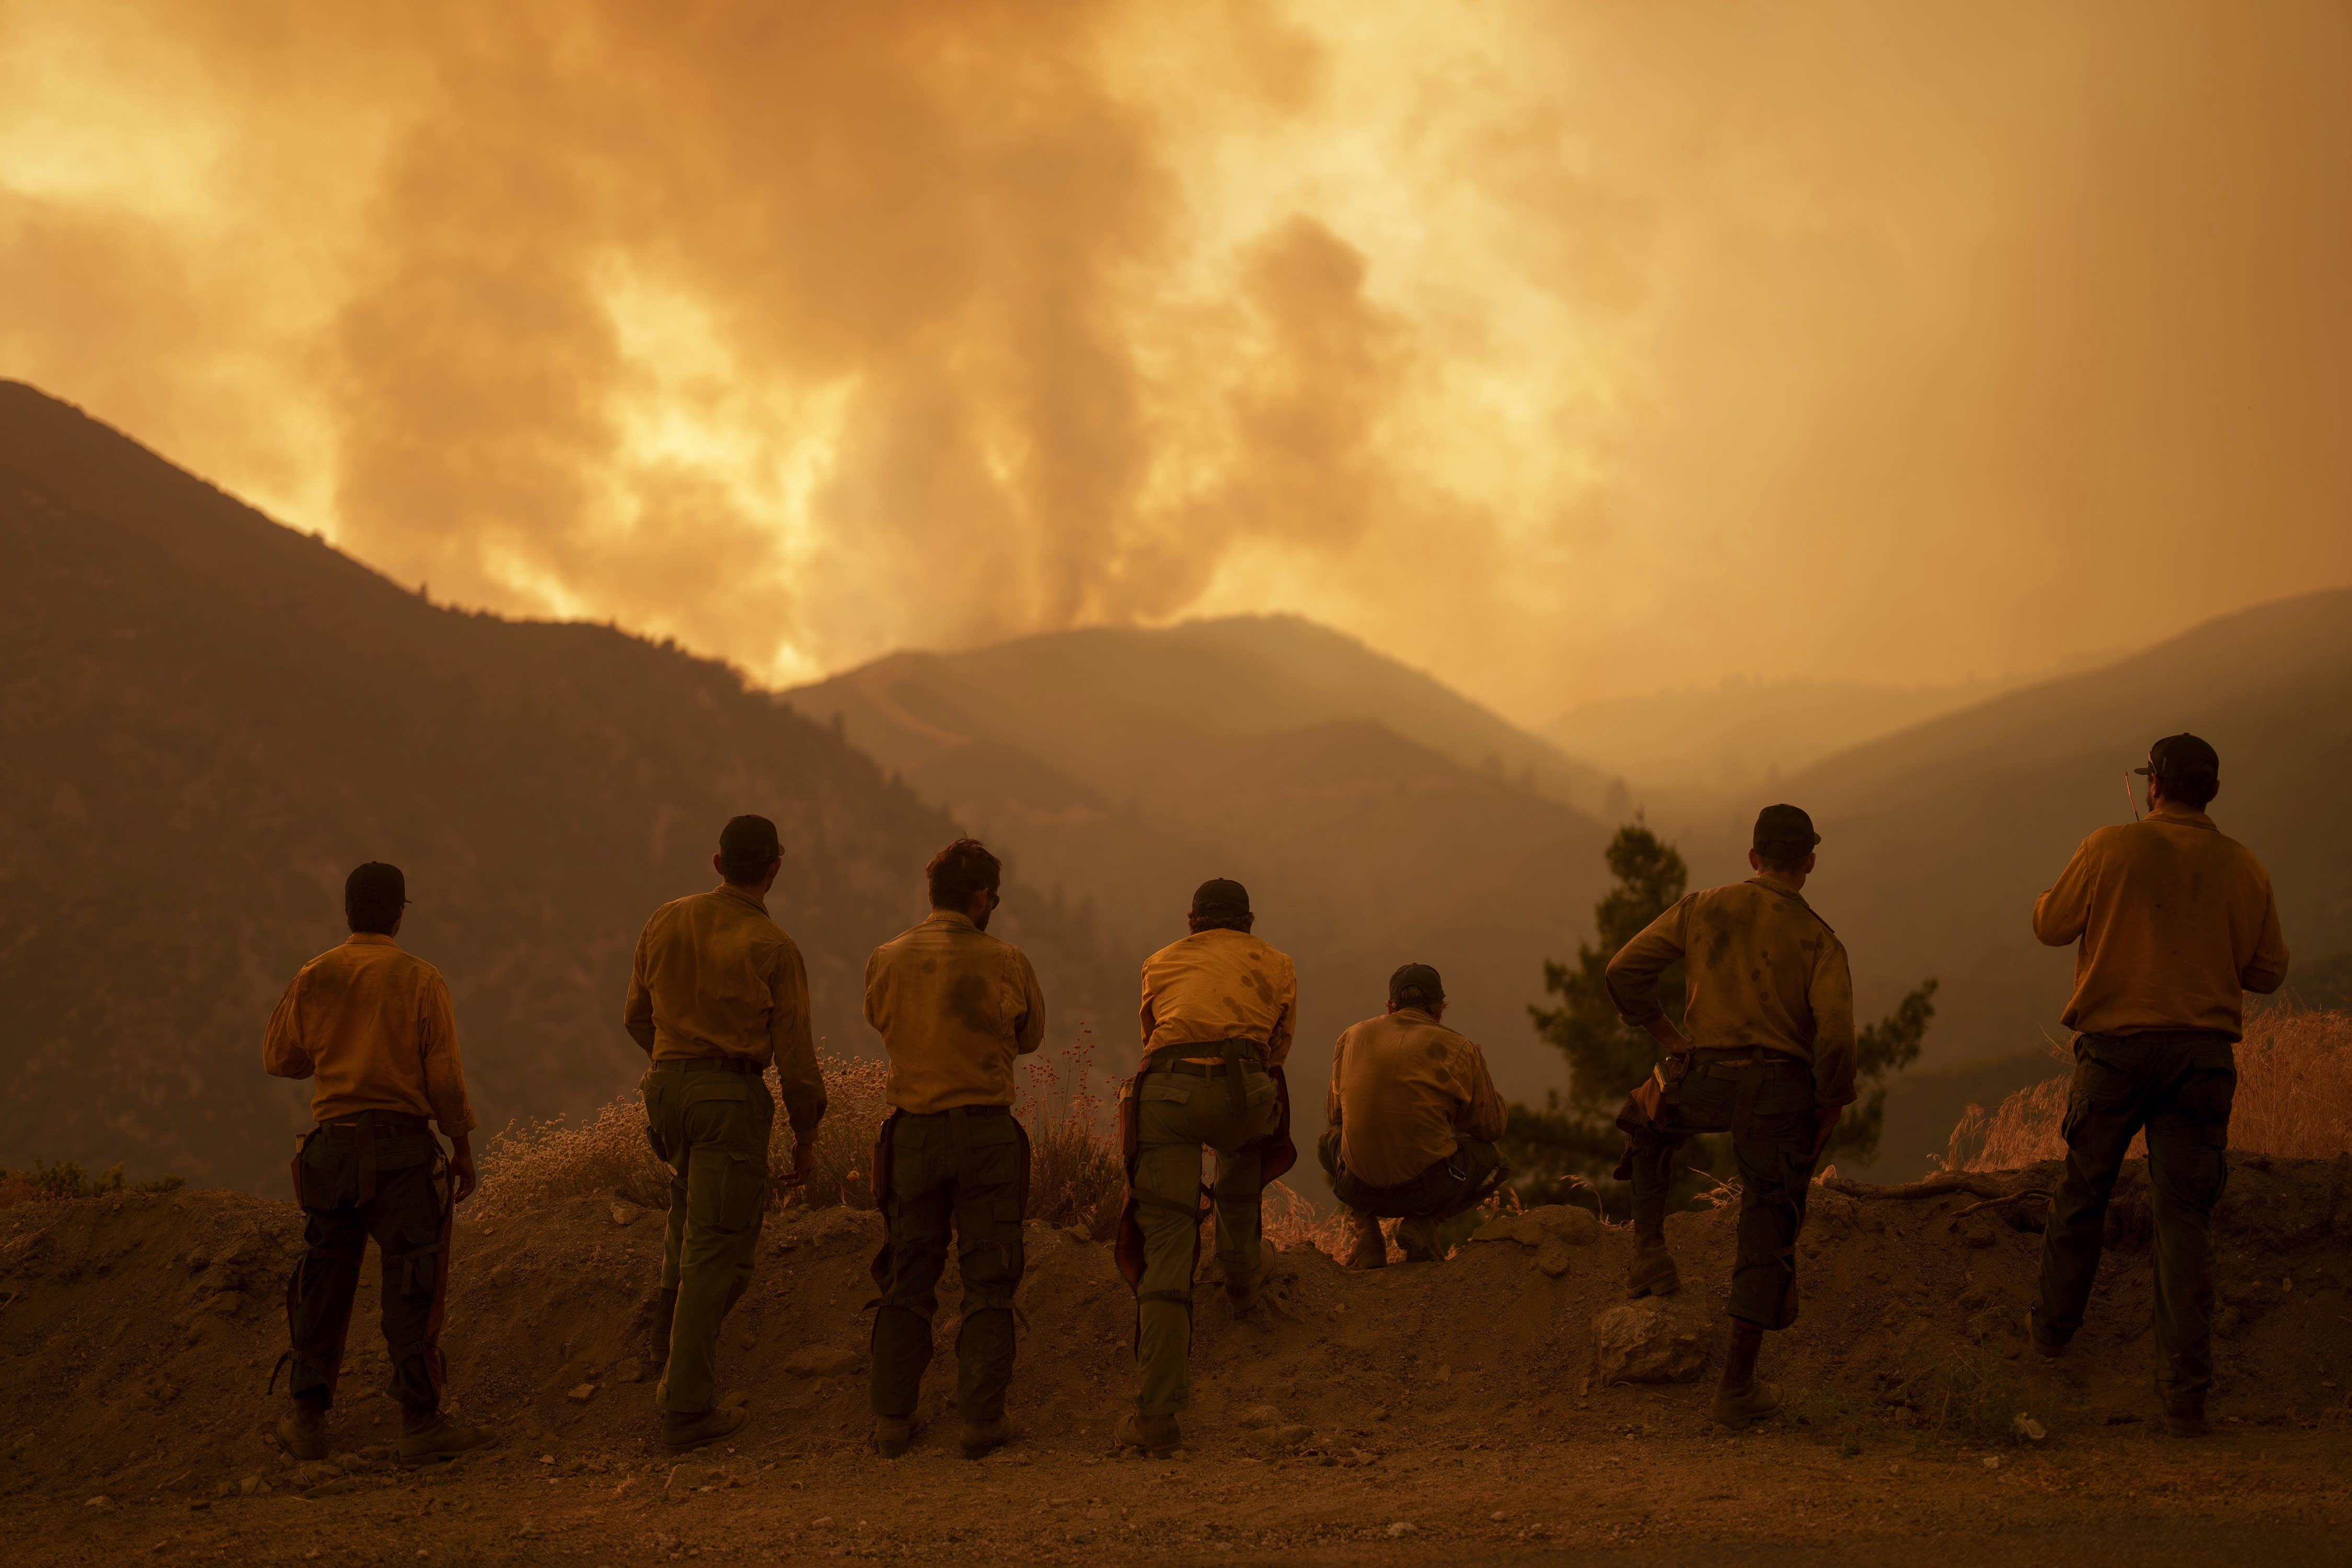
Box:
left=4, top=1, right=2348, bottom=722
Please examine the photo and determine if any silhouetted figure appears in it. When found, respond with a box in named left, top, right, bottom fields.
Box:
left=1607, top=803, right=1856, bottom=1428
left=266, top=862, right=495, bottom=1463
left=1321, top=963, right=1509, bottom=1268
left=1114, top=878, right=1298, bottom=1456
left=625, top=815, right=826, bottom=1450
left=862, top=838, right=1045, bottom=1460
left=2028, top=734, right=2289, bottom=1436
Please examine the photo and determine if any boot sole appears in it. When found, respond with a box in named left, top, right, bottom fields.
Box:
left=663, top=1410, right=751, bottom=1450
left=396, top=1433, right=495, bottom=1465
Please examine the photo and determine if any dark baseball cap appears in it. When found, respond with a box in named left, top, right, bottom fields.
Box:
left=1190, top=878, right=1251, bottom=917
left=2136, top=733, right=2219, bottom=783
left=1389, top=963, right=1446, bottom=1008
left=344, top=861, right=408, bottom=913
left=1753, top=803, right=1820, bottom=849
left=719, top=814, right=783, bottom=864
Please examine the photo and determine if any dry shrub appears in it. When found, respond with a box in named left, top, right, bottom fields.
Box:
left=0, top=1160, right=184, bottom=1209
left=1948, top=1008, right=2352, bottom=1172
left=796, top=1055, right=891, bottom=1210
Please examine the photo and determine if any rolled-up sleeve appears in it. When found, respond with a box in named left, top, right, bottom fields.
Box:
left=1607, top=900, right=1691, bottom=1024
left=417, top=974, right=477, bottom=1137
left=2242, top=883, right=2290, bottom=995
left=263, top=977, right=314, bottom=1081
left=2032, top=838, right=2097, bottom=948
left=624, top=926, right=657, bottom=1054
left=1012, top=953, right=1047, bottom=1056
left=769, top=938, right=826, bottom=1140
left=1807, top=947, right=1858, bottom=1109
left=1265, top=963, right=1298, bottom=1069
left=1459, top=1047, right=1508, bottom=1143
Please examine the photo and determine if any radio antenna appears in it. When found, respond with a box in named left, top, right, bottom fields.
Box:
left=2122, top=771, right=2141, bottom=823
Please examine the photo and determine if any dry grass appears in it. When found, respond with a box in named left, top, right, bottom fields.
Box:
left=1946, top=1008, right=2352, bottom=1172
left=0, top=1160, right=184, bottom=1210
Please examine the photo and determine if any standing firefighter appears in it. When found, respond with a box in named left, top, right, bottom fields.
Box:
left=265, top=862, right=495, bottom=1463
left=2027, top=734, right=2288, bottom=1436
left=625, top=814, right=827, bottom=1450
left=1114, top=878, right=1298, bottom=1457
left=1607, top=804, right=1855, bottom=1427
left=1321, top=963, right=1509, bottom=1269
left=863, top=838, right=1045, bottom=1460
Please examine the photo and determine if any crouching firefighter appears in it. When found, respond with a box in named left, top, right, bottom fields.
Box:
left=1114, top=878, right=1297, bottom=1457
left=864, top=838, right=1045, bottom=1461
left=1321, top=963, right=1509, bottom=1269
left=1606, top=805, right=1855, bottom=1428
left=264, top=862, right=495, bottom=1464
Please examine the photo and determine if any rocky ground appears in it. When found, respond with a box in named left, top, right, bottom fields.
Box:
left=2, top=1156, right=2348, bottom=1564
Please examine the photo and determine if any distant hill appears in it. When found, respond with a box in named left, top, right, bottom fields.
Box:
left=0, top=382, right=1120, bottom=1194
left=785, top=619, right=1620, bottom=1183
left=1662, top=590, right=2352, bottom=1176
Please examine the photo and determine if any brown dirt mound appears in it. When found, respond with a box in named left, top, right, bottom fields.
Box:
left=2, top=1158, right=2348, bottom=1561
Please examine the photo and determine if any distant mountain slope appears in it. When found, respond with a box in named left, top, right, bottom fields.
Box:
left=0, top=382, right=1119, bottom=1193
left=785, top=619, right=1619, bottom=1188
left=786, top=615, right=1609, bottom=819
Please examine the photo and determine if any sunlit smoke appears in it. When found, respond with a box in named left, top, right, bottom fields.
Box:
left=3, top=0, right=2348, bottom=721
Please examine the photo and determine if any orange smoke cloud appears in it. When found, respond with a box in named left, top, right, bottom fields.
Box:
left=3, top=0, right=2349, bottom=719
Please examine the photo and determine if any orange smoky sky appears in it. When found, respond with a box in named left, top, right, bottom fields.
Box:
left=4, top=0, right=2349, bottom=722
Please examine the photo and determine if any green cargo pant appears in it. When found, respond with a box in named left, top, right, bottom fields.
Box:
left=2032, top=1029, right=2235, bottom=1398
left=643, top=1062, right=774, bottom=1415
left=1133, top=1063, right=1280, bottom=1415
left=868, top=1107, right=1028, bottom=1423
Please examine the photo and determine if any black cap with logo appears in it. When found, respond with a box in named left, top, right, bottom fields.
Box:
left=2136, top=733, right=2219, bottom=786
left=1389, top=962, right=1446, bottom=1009
left=1190, top=878, right=1251, bottom=918
left=1752, top=803, right=1821, bottom=849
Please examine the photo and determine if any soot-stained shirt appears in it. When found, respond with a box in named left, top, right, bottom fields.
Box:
left=1136, top=928, right=1298, bottom=1068
left=625, top=881, right=826, bottom=1138
left=1606, top=878, right=1858, bottom=1109
left=1327, top=1007, right=1508, bottom=1188
left=263, top=933, right=477, bottom=1136
left=2032, top=803, right=2288, bottom=1039
left=864, top=909, right=1046, bottom=1114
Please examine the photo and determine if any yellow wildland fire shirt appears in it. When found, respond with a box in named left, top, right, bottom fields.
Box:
left=264, top=933, right=477, bottom=1136
left=2033, top=803, right=2288, bottom=1040
left=864, top=909, right=1047, bottom=1114
left=625, top=881, right=826, bottom=1138
left=1607, top=879, right=1858, bottom=1109
left=1137, top=928, right=1297, bottom=1068
left=1327, top=1008, right=1508, bottom=1189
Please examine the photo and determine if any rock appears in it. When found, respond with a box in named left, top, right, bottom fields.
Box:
left=1246, top=1423, right=1314, bottom=1449
left=83, top=1496, right=112, bottom=1510
left=1982, top=1456, right=2001, bottom=1470
left=1064, top=1225, right=1092, bottom=1244
left=613, top=1357, right=647, bottom=1385
left=2013, top=1415, right=2047, bottom=1440
left=1591, top=1299, right=1711, bottom=1386
left=781, top=1345, right=859, bottom=1377
left=610, top=1204, right=641, bottom=1227
left=1470, top=1205, right=1601, bottom=1249
left=1388, top=1521, right=1418, bottom=1537
left=1235, top=1404, right=1284, bottom=1430
left=237, top=1475, right=266, bottom=1497
left=567, top=1383, right=598, bottom=1403
left=291, top=1461, right=342, bottom=1489
left=1961, top=1221, right=1997, bottom=1249
left=666, top=1465, right=724, bottom=1503
left=1534, top=1239, right=1576, bottom=1279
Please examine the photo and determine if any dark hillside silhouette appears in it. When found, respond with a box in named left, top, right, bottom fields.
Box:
left=0, top=382, right=1118, bottom=1193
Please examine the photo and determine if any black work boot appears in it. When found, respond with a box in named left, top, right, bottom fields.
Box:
left=1394, top=1216, right=1445, bottom=1263
left=872, top=1416, right=914, bottom=1458
left=1116, top=1412, right=1181, bottom=1457
left=1627, top=1236, right=1680, bottom=1298
left=1224, top=1264, right=1267, bottom=1312
left=960, top=1418, right=1009, bottom=1459
left=1711, top=1320, right=1780, bottom=1427
left=398, top=1406, right=497, bottom=1462
left=277, top=1392, right=328, bottom=1461
left=663, top=1403, right=750, bottom=1450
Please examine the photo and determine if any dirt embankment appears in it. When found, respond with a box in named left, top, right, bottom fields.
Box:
left=2, top=1156, right=2349, bottom=1564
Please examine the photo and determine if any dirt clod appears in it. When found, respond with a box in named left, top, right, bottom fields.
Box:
left=1592, top=1298, right=1712, bottom=1385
